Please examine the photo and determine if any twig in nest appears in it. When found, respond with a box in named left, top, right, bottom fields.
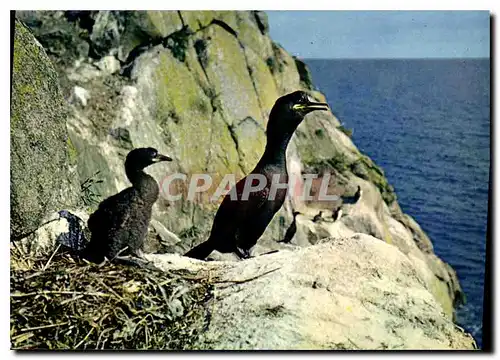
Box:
left=11, top=290, right=110, bottom=298
left=74, top=327, right=94, bottom=349
left=20, top=321, right=69, bottom=332
left=43, top=243, right=61, bottom=271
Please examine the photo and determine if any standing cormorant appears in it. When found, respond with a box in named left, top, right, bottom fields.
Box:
left=279, top=211, right=301, bottom=244
left=185, top=91, right=329, bottom=260
left=312, top=211, right=323, bottom=223
left=332, top=208, right=343, bottom=222
left=83, top=147, right=172, bottom=263
left=341, top=185, right=362, bottom=205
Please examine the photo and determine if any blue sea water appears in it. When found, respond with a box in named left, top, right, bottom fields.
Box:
left=305, top=58, right=490, bottom=348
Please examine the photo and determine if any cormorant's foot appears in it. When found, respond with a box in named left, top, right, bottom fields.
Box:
left=234, top=247, right=252, bottom=260
left=132, top=249, right=146, bottom=260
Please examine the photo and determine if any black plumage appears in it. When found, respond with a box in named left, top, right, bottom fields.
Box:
left=312, top=211, right=323, bottom=223
left=185, top=91, right=329, bottom=260
left=332, top=208, right=342, bottom=222
left=83, top=147, right=172, bottom=263
left=341, top=185, right=362, bottom=205
left=279, top=211, right=301, bottom=244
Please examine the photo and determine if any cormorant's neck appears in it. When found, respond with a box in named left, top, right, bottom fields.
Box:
left=126, top=166, right=159, bottom=201
left=258, top=130, right=294, bottom=169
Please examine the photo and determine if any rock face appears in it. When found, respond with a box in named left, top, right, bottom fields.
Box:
left=12, top=10, right=472, bottom=348
left=146, top=235, right=475, bottom=350
left=10, top=20, right=78, bottom=240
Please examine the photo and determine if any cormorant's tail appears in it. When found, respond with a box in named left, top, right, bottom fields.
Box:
left=184, top=240, right=214, bottom=260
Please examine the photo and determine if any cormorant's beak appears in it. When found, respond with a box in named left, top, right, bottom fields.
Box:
left=293, top=101, right=330, bottom=114
left=304, top=101, right=329, bottom=112
left=153, top=154, right=173, bottom=163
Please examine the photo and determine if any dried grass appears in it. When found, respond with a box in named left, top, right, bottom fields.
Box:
left=10, top=244, right=211, bottom=350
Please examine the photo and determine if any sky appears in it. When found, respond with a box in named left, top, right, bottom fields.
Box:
left=266, top=11, right=490, bottom=59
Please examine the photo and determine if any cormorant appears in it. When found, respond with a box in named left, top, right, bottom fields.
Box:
left=341, top=185, right=362, bottom=205
left=83, top=147, right=172, bottom=263
left=312, top=210, right=323, bottom=223
left=279, top=211, right=301, bottom=244
left=332, top=208, right=343, bottom=222
left=185, top=91, right=329, bottom=260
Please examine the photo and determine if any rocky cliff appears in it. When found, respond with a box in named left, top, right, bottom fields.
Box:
left=11, top=11, right=474, bottom=349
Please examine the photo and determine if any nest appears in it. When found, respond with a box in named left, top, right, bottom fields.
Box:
left=10, top=244, right=212, bottom=350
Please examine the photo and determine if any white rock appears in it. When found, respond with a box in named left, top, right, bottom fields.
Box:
left=69, top=86, right=90, bottom=107
left=150, top=219, right=182, bottom=246
left=96, top=55, right=121, bottom=75
left=146, top=235, right=476, bottom=350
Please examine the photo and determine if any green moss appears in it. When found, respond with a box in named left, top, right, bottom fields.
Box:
left=199, top=25, right=266, bottom=171
left=179, top=225, right=202, bottom=240
left=145, top=11, right=183, bottom=37
left=270, top=42, right=285, bottom=73
left=314, top=128, right=324, bottom=138
left=428, top=276, right=454, bottom=319
left=337, top=125, right=353, bottom=138
left=163, top=26, right=193, bottom=62
left=66, top=136, right=78, bottom=165
left=244, top=46, right=280, bottom=116
left=153, top=48, right=242, bottom=177
left=294, top=57, right=314, bottom=90
left=381, top=218, right=393, bottom=245
left=194, top=38, right=209, bottom=68
left=11, top=20, right=78, bottom=238
left=350, top=155, right=397, bottom=205
left=304, top=153, right=350, bottom=174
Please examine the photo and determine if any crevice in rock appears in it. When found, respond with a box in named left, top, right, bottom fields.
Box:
left=177, top=10, right=186, bottom=27
left=191, top=39, right=220, bottom=173
left=227, top=123, right=247, bottom=173
left=196, top=18, right=267, bottom=122
left=252, top=11, right=269, bottom=35
left=120, top=25, right=194, bottom=78
left=233, top=116, right=266, bottom=132
left=190, top=30, right=244, bottom=175
left=209, top=19, right=238, bottom=37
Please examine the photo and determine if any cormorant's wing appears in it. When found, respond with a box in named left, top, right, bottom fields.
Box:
left=221, top=176, right=269, bottom=218
left=87, top=188, right=135, bottom=236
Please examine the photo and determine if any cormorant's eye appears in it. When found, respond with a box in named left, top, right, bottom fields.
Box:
left=150, top=150, right=158, bottom=158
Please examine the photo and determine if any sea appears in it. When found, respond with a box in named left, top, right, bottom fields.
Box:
left=305, top=58, right=490, bottom=348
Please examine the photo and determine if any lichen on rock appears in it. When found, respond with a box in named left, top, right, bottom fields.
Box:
left=11, top=20, right=78, bottom=240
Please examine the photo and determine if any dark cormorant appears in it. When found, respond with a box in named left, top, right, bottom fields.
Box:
left=312, top=211, right=323, bottom=223
left=332, top=208, right=343, bottom=222
left=185, top=91, right=329, bottom=260
left=83, top=147, right=172, bottom=263
left=341, top=185, right=362, bottom=205
left=279, top=211, right=301, bottom=244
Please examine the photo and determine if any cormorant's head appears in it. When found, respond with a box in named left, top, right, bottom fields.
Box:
left=125, top=147, right=172, bottom=171
left=268, top=91, right=330, bottom=139
left=271, top=90, right=329, bottom=120
left=292, top=211, right=302, bottom=217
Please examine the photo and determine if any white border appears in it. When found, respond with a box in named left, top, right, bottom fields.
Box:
left=2, top=2, right=497, bottom=357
